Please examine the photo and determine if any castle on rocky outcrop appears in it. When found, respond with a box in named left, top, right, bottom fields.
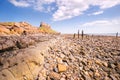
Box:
left=0, top=22, right=58, bottom=35
left=39, top=22, right=57, bottom=34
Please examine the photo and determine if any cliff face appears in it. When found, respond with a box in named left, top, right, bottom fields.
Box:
left=0, top=22, right=58, bottom=35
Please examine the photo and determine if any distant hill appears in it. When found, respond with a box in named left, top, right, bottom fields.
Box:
left=0, top=22, right=58, bottom=35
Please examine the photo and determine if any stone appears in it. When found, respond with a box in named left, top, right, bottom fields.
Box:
left=57, top=58, right=63, bottom=63
left=41, top=68, right=46, bottom=77
left=60, top=77, right=66, bottom=80
left=53, top=67, right=58, bottom=72
left=104, top=77, right=111, bottom=80
left=49, top=72, right=60, bottom=80
left=57, top=64, right=67, bottom=72
left=95, top=60, right=102, bottom=66
left=44, top=63, right=50, bottom=69
left=0, top=37, right=57, bottom=80
left=102, top=62, right=108, bottom=67
left=94, top=71, right=100, bottom=78
left=117, top=63, right=120, bottom=70
left=60, top=53, right=65, bottom=58
left=109, top=75, right=117, bottom=80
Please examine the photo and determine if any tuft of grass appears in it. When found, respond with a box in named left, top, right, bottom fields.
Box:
left=0, top=22, right=15, bottom=26
left=39, top=26, right=57, bottom=34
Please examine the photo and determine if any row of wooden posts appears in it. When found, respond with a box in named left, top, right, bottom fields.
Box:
left=73, top=30, right=84, bottom=39
left=73, top=30, right=119, bottom=39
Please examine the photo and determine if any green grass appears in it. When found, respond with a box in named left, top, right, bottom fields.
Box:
left=39, top=26, right=57, bottom=34
left=0, top=22, right=15, bottom=26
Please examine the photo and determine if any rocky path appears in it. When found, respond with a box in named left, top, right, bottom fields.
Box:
left=0, top=35, right=120, bottom=80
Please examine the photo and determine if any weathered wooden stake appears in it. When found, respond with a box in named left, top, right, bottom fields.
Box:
left=73, top=33, right=76, bottom=39
left=81, top=30, right=84, bottom=40
left=116, top=32, right=118, bottom=38
left=115, top=32, right=118, bottom=50
left=78, top=30, right=79, bottom=39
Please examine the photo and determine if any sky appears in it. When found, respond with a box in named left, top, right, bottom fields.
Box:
left=0, top=0, right=120, bottom=34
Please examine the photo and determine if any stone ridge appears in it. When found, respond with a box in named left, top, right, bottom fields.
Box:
left=0, top=22, right=58, bottom=35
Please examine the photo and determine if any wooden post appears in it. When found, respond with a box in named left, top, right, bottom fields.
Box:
left=78, top=30, right=79, bottom=39
left=81, top=30, right=84, bottom=40
left=73, top=33, right=75, bottom=39
left=115, top=32, right=118, bottom=50
left=116, top=32, right=118, bottom=38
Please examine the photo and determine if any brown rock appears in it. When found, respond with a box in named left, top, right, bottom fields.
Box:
left=49, top=72, right=60, bottom=80
left=57, top=64, right=67, bottom=72
left=102, top=61, right=108, bottom=67
left=95, top=60, right=102, bottom=66
left=94, top=70, right=100, bottom=78
left=57, top=58, right=63, bottom=63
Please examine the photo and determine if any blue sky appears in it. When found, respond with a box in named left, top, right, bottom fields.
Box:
left=0, top=0, right=120, bottom=34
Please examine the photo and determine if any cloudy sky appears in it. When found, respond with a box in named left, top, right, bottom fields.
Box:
left=0, top=0, right=120, bottom=34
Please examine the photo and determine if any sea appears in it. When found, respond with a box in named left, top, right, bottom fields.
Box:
left=86, top=33, right=120, bottom=36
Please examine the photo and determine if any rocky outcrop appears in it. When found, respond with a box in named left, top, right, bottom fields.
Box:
left=39, top=22, right=57, bottom=34
left=0, top=35, right=58, bottom=80
left=0, top=34, right=53, bottom=52
left=0, top=22, right=58, bottom=35
left=0, top=22, right=39, bottom=35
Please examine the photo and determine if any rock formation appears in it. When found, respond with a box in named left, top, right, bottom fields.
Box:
left=0, top=35, right=58, bottom=80
left=39, top=22, right=57, bottom=34
left=0, top=22, right=58, bottom=35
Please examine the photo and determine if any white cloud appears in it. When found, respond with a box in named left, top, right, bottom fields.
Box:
left=81, top=18, right=120, bottom=33
left=53, top=0, right=89, bottom=21
left=53, top=0, right=120, bottom=21
left=86, top=0, right=120, bottom=9
left=88, top=11, right=103, bottom=16
left=32, top=0, right=55, bottom=11
left=9, top=0, right=120, bottom=21
left=9, top=0, right=55, bottom=11
left=99, top=0, right=120, bottom=9
left=9, top=0, right=30, bottom=7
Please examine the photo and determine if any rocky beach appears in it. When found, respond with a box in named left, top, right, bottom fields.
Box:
left=1, top=0, right=120, bottom=80
left=0, top=33, right=120, bottom=80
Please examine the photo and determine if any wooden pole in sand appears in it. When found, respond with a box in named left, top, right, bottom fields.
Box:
left=81, top=30, right=84, bottom=40
left=116, top=32, right=118, bottom=38
left=73, top=33, right=75, bottom=39
left=78, top=30, right=79, bottom=39
left=115, top=32, right=118, bottom=50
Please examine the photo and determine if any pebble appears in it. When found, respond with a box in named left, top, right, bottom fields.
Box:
left=49, top=72, right=60, bottom=80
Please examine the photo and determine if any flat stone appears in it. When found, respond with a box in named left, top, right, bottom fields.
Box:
left=58, top=64, right=67, bottom=72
